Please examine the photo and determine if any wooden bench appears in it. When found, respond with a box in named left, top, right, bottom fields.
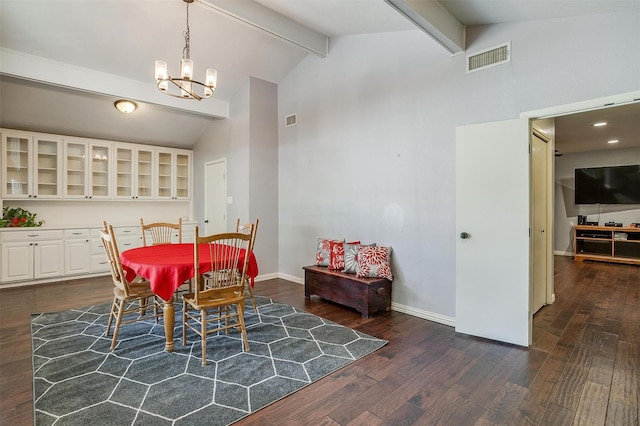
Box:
left=303, top=265, right=392, bottom=318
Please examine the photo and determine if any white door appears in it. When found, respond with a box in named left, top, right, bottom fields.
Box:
left=204, top=159, right=227, bottom=235
left=455, top=118, right=531, bottom=346
left=531, top=134, right=548, bottom=314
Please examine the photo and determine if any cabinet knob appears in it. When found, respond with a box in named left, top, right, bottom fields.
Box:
left=460, top=232, right=470, bottom=239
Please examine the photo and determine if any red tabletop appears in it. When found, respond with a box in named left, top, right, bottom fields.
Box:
left=120, top=243, right=259, bottom=301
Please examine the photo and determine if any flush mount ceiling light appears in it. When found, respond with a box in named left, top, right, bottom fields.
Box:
left=155, top=0, right=217, bottom=101
left=114, top=99, right=137, bottom=114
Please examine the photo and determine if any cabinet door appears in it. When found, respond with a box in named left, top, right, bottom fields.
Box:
left=136, top=148, right=154, bottom=199
left=64, top=141, right=89, bottom=198
left=34, top=136, right=63, bottom=199
left=1, top=242, right=33, bottom=281
left=90, top=143, right=111, bottom=198
left=34, top=240, right=64, bottom=278
left=1, top=132, right=33, bottom=198
left=65, top=239, right=91, bottom=275
left=114, top=145, right=134, bottom=199
left=156, top=149, right=174, bottom=199
left=175, top=151, right=191, bottom=200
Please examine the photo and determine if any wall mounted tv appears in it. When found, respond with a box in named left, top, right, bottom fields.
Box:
left=574, top=165, right=640, bottom=204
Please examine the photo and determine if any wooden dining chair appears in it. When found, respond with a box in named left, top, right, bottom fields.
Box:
left=182, top=227, right=252, bottom=366
left=141, top=217, right=192, bottom=293
left=236, top=218, right=259, bottom=313
left=140, top=218, right=182, bottom=246
left=100, top=223, right=163, bottom=350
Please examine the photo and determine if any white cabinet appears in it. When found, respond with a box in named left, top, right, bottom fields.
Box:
left=1, top=132, right=63, bottom=199
left=63, top=139, right=112, bottom=199
left=113, top=145, right=154, bottom=200
left=90, top=229, right=110, bottom=273
left=0, top=230, right=64, bottom=282
left=64, top=229, right=91, bottom=275
left=156, top=149, right=192, bottom=200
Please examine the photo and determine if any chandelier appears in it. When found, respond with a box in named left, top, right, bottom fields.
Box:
left=154, top=0, right=217, bottom=100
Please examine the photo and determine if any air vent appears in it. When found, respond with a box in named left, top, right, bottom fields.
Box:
left=466, top=42, right=511, bottom=73
left=285, top=113, right=297, bottom=127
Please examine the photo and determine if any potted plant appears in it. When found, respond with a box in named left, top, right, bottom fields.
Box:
left=0, top=207, right=45, bottom=227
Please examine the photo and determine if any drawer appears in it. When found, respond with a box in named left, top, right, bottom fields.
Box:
left=64, top=229, right=91, bottom=239
left=90, top=254, right=110, bottom=273
left=91, top=238, right=106, bottom=255
left=115, top=227, right=139, bottom=238
left=117, top=235, right=140, bottom=251
left=0, top=229, right=64, bottom=242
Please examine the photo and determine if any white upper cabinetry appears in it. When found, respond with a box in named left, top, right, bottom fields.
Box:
left=2, top=132, right=63, bottom=199
left=155, top=149, right=192, bottom=200
left=113, top=144, right=155, bottom=200
left=1, top=129, right=191, bottom=202
left=63, top=139, right=112, bottom=199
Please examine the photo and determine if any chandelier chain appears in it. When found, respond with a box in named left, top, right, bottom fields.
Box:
left=183, top=2, right=190, bottom=60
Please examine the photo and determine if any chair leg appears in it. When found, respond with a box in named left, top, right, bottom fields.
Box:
left=182, top=300, right=187, bottom=346
left=106, top=296, right=118, bottom=337
left=111, top=299, right=126, bottom=350
left=247, top=279, right=259, bottom=314
left=201, top=309, right=207, bottom=366
left=237, top=303, right=250, bottom=352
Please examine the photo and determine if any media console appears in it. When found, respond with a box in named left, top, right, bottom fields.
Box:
left=574, top=225, right=640, bottom=266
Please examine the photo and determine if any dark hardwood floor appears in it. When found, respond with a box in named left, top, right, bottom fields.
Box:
left=1, top=256, right=638, bottom=425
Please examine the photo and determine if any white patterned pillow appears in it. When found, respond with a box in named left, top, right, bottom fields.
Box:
left=315, top=238, right=342, bottom=266
left=342, top=243, right=375, bottom=274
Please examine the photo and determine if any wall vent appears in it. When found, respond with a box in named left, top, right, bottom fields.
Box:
left=285, top=113, right=297, bottom=127
left=466, top=42, right=511, bottom=73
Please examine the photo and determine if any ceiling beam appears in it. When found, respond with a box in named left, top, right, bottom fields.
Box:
left=199, top=0, right=328, bottom=58
left=384, top=0, right=465, bottom=54
left=0, top=48, right=229, bottom=118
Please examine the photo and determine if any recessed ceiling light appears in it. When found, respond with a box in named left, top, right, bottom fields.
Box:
left=607, top=139, right=619, bottom=144
left=593, top=122, right=607, bottom=127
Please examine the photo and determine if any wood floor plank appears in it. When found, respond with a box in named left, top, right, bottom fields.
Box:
left=573, top=381, right=610, bottom=425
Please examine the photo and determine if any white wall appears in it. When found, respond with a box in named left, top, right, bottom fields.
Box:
left=554, top=147, right=640, bottom=254
left=277, top=11, right=640, bottom=319
left=193, top=77, right=279, bottom=275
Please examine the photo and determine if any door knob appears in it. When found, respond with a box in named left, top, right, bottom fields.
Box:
left=460, top=232, right=470, bottom=239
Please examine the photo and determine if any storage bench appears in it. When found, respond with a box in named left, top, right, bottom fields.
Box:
left=303, top=265, right=392, bottom=318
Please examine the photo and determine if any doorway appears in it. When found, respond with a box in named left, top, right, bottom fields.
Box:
left=204, top=159, right=227, bottom=235
left=524, top=90, right=640, bottom=315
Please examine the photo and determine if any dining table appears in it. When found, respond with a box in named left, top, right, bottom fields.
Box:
left=120, top=243, right=259, bottom=352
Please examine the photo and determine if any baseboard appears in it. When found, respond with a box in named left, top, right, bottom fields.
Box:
left=554, top=250, right=573, bottom=256
left=391, top=302, right=456, bottom=327
left=257, top=273, right=456, bottom=327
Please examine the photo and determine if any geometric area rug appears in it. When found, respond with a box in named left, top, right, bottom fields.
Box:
left=31, top=295, right=387, bottom=425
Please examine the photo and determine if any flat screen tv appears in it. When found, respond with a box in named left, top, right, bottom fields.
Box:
left=574, top=165, right=640, bottom=204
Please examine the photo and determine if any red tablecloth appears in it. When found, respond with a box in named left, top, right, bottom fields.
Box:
left=120, top=243, right=259, bottom=301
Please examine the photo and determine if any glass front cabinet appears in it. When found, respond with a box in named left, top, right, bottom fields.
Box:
left=2, top=130, right=191, bottom=203
left=2, top=132, right=63, bottom=199
left=155, top=148, right=191, bottom=200
left=113, top=144, right=154, bottom=200
left=63, top=140, right=112, bottom=199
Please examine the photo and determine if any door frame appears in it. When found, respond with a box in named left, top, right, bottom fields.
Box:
left=521, top=90, right=640, bottom=307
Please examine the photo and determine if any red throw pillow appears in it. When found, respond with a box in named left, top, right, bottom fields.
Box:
left=356, top=245, right=393, bottom=281
left=329, top=240, right=360, bottom=270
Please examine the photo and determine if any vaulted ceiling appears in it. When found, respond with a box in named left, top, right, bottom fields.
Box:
left=1, top=0, right=639, bottom=151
